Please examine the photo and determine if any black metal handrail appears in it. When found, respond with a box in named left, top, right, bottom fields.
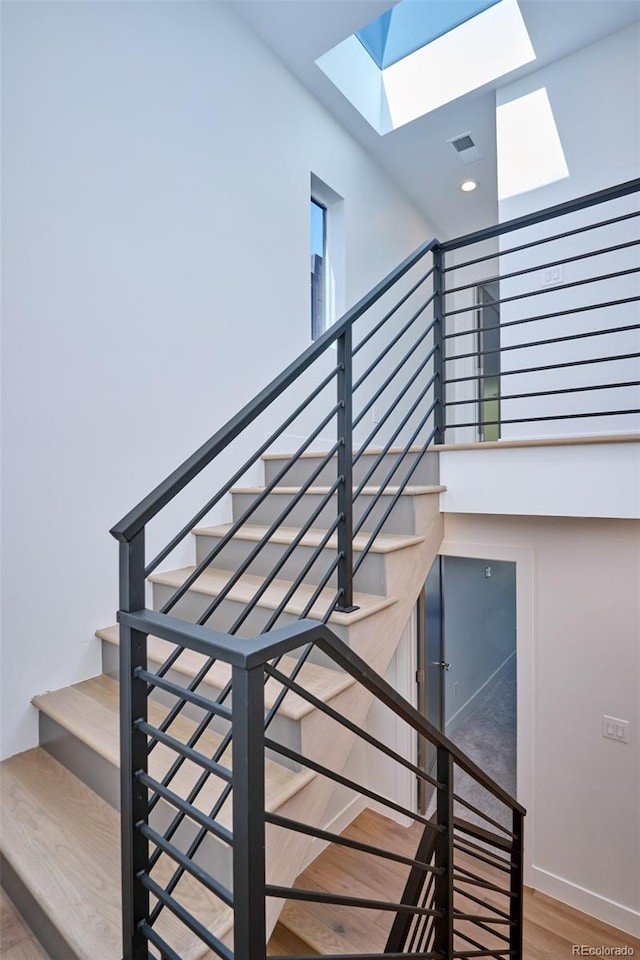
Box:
left=114, top=176, right=639, bottom=960
left=111, top=236, right=439, bottom=545
left=117, top=610, right=524, bottom=959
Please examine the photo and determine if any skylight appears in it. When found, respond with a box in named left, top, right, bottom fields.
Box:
left=317, top=0, right=536, bottom=135
left=356, top=0, right=502, bottom=70
left=497, top=88, right=570, bottom=200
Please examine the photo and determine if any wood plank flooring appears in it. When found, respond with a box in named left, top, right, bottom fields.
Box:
left=269, top=808, right=640, bottom=958
left=1, top=891, right=49, bottom=960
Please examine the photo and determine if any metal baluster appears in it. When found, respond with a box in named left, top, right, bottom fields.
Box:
left=232, top=664, right=267, bottom=959
left=119, top=529, right=150, bottom=960
left=336, top=325, right=357, bottom=611
left=433, top=246, right=446, bottom=445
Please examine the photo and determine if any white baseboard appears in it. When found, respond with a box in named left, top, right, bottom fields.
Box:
left=529, top=865, right=640, bottom=938
left=300, top=794, right=367, bottom=871
left=446, top=649, right=516, bottom=738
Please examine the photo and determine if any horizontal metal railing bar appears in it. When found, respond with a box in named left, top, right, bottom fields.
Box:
left=137, top=822, right=233, bottom=907
left=139, top=922, right=183, bottom=960
left=353, top=423, right=437, bottom=567
left=452, top=794, right=516, bottom=838
left=446, top=409, right=640, bottom=430
left=452, top=952, right=514, bottom=959
left=225, top=489, right=342, bottom=636
left=352, top=330, right=436, bottom=433
left=311, top=627, right=526, bottom=813
left=135, top=668, right=232, bottom=721
left=111, top=238, right=438, bottom=542
left=440, top=177, right=640, bottom=253
left=143, top=613, right=524, bottom=815
left=454, top=913, right=511, bottom=945
left=453, top=912, right=512, bottom=927
left=443, top=266, right=640, bottom=318
left=444, top=321, right=640, bottom=361
left=453, top=833, right=510, bottom=866
left=353, top=266, right=435, bottom=357
left=263, top=736, right=444, bottom=831
left=265, top=885, right=443, bottom=917
left=453, top=817, right=514, bottom=852
left=194, top=448, right=342, bottom=628
left=259, top=529, right=341, bottom=634
left=160, top=410, right=341, bottom=618
left=445, top=381, right=640, bottom=407
left=135, top=719, right=233, bottom=782
left=265, top=663, right=443, bottom=790
left=444, top=350, right=640, bottom=386
left=443, top=294, right=640, bottom=342
left=353, top=295, right=436, bottom=392
left=454, top=929, right=513, bottom=958
left=454, top=928, right=504, bottom=954
left=444, top=238, right=640, bottom=295
left=444, top=209, right=640, bottom=274
left=143, top=366, right=340, bottom=576
left=138, top=873, right=232, bottom=960
left=453, top=841, right=511, bottom=874
left=353, top=395, right=437, bottom=507
left=453, top=886, right=511, bottom=921
left=136, top=772, right=233, bottom=846
left=118, top=608, right=259, bottom=669
left=454, top=867, right=516, bottom=897
left=265, top=811, right=444, bottom=875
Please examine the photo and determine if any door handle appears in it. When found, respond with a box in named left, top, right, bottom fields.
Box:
left=436, top=661, right=451, bottom=671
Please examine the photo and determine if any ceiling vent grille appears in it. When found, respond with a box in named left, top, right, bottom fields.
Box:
left=448, top=132, right=484, bottom=165
left=451, top=134, right=475, bottom=153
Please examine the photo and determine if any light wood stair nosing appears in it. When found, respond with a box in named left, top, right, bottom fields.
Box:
left=97, top=624, right=357, bottom=721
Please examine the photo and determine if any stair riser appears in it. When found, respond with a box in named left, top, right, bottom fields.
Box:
left=39, top=714, right=234, bottom=890
left=194, top=533, right=387, bottom=596
left=151, top=580, right=351, bottom=646
left=231, top=490, right=417, bottom=536
left=262, top=450, right=439, bottom=488
left=0, top=855, right=79, bottom=960
left=101, top=639, right=303, bottom=768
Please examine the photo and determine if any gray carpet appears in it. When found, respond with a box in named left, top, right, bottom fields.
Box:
left=428, top=659, right=517, bottom=832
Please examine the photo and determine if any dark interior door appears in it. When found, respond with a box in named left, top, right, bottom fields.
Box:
left=417, top=556, right=444, bottom=813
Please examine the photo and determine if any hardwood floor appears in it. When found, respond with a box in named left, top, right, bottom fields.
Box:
left=0, top=891, right=49, bottom=960
left=269, top=808, right=640, bottom=958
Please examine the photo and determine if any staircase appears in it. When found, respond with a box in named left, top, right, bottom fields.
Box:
left=1, top=447, right=447, bottom=960
left=3, top=177, right=638, bottom=960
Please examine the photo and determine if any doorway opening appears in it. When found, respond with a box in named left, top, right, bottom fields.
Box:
left=417, top=555, right=517, bottom=823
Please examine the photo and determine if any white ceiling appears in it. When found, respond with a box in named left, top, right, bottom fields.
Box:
left=232, top=0, right=640, bottom=239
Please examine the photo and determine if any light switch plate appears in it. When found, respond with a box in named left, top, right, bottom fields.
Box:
left=603, top=715, right=630, bottom=743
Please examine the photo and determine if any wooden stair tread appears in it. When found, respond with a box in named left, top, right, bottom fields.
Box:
left=193, top=523, right=425, bottom=555
left=32, top=676, right=314, bottom=822
left=149, top=566, right=397, bottom=625
left=230, top=484, right=445, bottom=496
left=0, top=748, right=232, bottom=960
left=261, top=445, right=436, bottom=461
left=97, top=625, right=355, bottom=721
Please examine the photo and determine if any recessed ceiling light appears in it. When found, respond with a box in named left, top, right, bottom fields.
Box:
left=460, top=179, right=480, bottom=192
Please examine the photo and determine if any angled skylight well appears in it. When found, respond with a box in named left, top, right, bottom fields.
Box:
left=316, top=0, right=536, bottom=135
left=497, top=87, right=570, bottom=200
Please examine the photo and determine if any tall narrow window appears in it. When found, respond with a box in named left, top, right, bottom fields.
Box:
left=310, top=175, right=345, bottom=341
left=310, top=198, right=327, bottom=340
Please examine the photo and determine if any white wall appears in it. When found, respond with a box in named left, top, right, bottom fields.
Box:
left=440, top=438, right=640, bottom=519
left=494, top=24, right=640, bottom=439
left=442, top=513, right=640, bottom=936
left=0, top=0, right=436, bottom=759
